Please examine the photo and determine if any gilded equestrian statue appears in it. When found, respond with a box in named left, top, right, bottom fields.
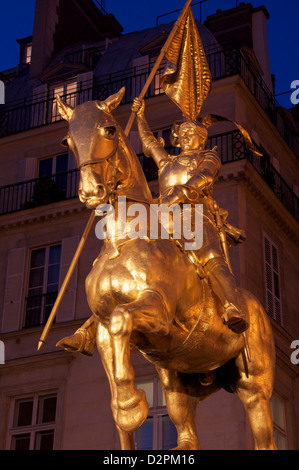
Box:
left=54, top=88, right=276, bottom=450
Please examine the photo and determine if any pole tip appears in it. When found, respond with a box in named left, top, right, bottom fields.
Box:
left=37, top=340, right=44, bottom=351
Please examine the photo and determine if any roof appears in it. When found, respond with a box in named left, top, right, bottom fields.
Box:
left=94, top=20, right=220, bottom=78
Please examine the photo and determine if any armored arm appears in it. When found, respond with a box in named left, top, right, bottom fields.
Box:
left=184, top=149, right=221, bottom=197
left=132, top=98, right=168, bottom=168
left=161, top=149, right=221, bottom=206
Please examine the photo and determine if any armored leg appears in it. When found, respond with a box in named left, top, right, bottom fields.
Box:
left=56, top=315, right=97, bottom=356
left=204, top=257, right=248, bottom=334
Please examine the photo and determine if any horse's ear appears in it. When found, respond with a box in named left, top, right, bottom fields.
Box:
left=56, top=95, right=74, bottom=121
left=98, top=87, right=126, bottom=113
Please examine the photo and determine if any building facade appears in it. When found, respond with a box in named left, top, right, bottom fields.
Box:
left=0, top=0, right=298, bottom=450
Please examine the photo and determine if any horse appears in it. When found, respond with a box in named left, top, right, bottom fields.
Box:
left=56, top=87, right=277, bottom=450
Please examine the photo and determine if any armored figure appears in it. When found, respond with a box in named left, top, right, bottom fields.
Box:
left=132, top=97, right=248, bottom=335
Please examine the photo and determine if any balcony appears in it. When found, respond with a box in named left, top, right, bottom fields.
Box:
left=0, top=130, right=297, bottom=223
left=0, top=169, right=80, bottom=215
left=0, top=46, right=298, bottom=159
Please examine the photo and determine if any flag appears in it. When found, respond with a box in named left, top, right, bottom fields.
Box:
left=160, top=6, right=262, bottom=157
left=161, top=7, right=211, bottom=121
left=160, top=5, right=262, bottom=158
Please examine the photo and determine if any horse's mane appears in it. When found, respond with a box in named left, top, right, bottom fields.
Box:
left=116, top=124, right=154, bottom=204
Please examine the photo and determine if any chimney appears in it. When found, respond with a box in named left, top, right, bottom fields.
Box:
left=30, top=0, right=123, bottom=79
left=29, top=0, right=60, bottom=79
left=205, top=3, right=273, bottom=93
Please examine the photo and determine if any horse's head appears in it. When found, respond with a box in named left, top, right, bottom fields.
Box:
left=57, top=87, right=133, bottom=208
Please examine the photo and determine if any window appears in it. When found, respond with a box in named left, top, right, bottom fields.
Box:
left=25, top=43, right=32, bottom=64
left=263, top=234, right=282, bottom=325
left=134, top=377, right=176, bottom=450
left=50, top=81, right=77, bottom=122
left=39, top=154, right=69, bottom=178
left=25, top=244, right=61, bottom=328
left=37, top=154, right=69, bottom=201
left=270, top=395, right=287, bottom=450
left=132, top=55, right=165, bottom=98
left=149, top=56, right=166, bottom=95
left=17, top=37, right=33, bottom=66
left=9, top=393, right=57, bottom=450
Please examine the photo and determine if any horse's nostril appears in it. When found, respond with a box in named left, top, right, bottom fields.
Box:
left=97, top=184, right=107, bottom=200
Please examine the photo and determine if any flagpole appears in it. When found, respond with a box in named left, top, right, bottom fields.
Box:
left=37, top=0, right=193, bottom=351
left=37, top=211, right=95, bottom=351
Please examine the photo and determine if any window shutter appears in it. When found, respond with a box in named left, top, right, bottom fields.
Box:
left=1, top=248, right=27, bottom=332
left=56, top=236, right=79, bottom=323
left=77, top=71, right=93, bottom=104
left=18, top=158, right=37, bottom=182
left=264, top=235, right=282, bottom=325
left=31, top=84, right=47, bottom=127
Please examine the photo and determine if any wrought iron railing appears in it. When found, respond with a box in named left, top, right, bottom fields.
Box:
left=0, top=169, right=79, bottom=215
left=0, top=130, right=297, bottom=222
left=64, top=45, right=104, bottom=68
left=0, top=46, right=298, bottom=158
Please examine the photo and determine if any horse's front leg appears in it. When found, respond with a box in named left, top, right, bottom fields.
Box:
left=109, top=286, right=174, bottom=433
left=96, top=322, right=135, bottom=449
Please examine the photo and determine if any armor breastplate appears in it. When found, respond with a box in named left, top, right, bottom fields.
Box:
left=159, top=152, right=204, bottom=197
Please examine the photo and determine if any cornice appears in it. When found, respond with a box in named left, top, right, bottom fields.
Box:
left=0, top=349, right=75, bottom=376
left=0, top=199, right=90, bottom=233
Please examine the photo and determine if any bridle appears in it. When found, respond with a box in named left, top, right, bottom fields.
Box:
left=78, top=134, right=120, bottom=171
left=77, top=136, right=120, bottom=204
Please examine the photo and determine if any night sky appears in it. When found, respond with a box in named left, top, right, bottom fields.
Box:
left=0, top=0, right=298, bottom=108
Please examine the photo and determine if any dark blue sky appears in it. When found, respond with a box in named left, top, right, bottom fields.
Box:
left=0, top=0, right=297, bottom=108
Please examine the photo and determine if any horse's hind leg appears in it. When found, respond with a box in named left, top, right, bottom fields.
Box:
left=96, top=322, right=135, bottom=450
left=156, top=366, right=201, bottom=450
left=235, top=300, right=277, bottom=449
left=236, top=383, right=277, bottom=450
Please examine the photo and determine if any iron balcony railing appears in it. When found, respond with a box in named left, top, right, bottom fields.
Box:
left=64, top=44, right=104, bottom=69
left=0, top=130, right=298, bottom=222
left=0, top=169, right=80, bottom=215
left=0, top=46, right=298, bottom=158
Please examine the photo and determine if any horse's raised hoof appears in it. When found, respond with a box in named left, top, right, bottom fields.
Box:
left=117, top=389, right=149, bottom=433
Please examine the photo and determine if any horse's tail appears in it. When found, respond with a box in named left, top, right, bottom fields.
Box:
left=214, top=358, right=241, bottom=394
left=176, top=358, right=241, bottom=397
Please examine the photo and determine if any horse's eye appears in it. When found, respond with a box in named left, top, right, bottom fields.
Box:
left=103, top=126, right=116, bottom=139
left=60, top=135, right=69, bottom=148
